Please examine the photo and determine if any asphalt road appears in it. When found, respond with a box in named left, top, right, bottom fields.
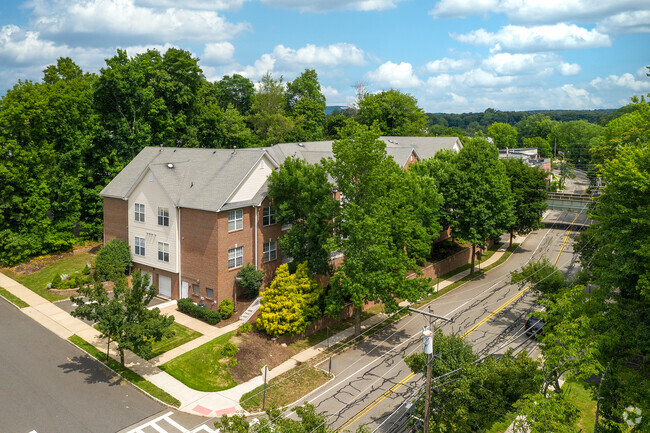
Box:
left=0, top=297, right=165, bottom=433
left=298, top=209, right=588, bottom=432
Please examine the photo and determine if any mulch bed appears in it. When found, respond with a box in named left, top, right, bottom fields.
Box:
left=228, top=330, right=299, bottom=383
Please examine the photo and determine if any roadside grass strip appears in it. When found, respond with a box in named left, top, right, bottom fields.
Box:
left=159, top=332, right=237, bottom=392
left=68, top=335, right=181, bottom=407
left=240, top=366, right=332, bottom=413
left=0, top=287, right=29, bottom=308
left=3, top=253, right=92, bottom=301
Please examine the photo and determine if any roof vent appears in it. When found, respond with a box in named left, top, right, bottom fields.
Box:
left=167, top=163, right=174, bottom=169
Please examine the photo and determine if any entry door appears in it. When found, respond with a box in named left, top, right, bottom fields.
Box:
left=181, top=281, right=189, bottom=299
left=158, top=275, right=172, bottom=298
left=145, top=272, right=153, bottom=289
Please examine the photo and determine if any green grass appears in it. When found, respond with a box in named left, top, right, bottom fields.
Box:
left=68, top=335, right=181, bottom=407
left=240, top=366, right=332, bottom=412
left=565, top=379, right=596, bottom=432
left=0, top=287, right=29, bottom=308
left=3, top=253, right=92, bottom=302
left=144, top=322, right=202, bottom=360
left=159, top=332, right=237, bottom=392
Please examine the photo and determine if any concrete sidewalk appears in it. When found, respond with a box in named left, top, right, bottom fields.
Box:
left=0, top=235, right=523, bottom=418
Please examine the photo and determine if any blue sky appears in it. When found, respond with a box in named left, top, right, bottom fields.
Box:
left=0, top=0, right=649, bottom=113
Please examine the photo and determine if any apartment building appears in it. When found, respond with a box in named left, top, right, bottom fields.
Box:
left=100, top=137, right=462, bottom=305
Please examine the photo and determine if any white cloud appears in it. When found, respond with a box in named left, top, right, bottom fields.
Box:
left=202, top=42, right=235, bottom=65
left=366, top=61, right=422, bottom=88
left=272, top=43, right=366, bottom=67
left=590, top=72, right=650, bottom=92
left=423, top=57, right=477, bottom=74
left=453, top=24, right=611, bottom=52
left=229, top=53, right=276, bottom=79
left=29, top=0, right=250, bottom=45
left=430, top=0, right=650, bottom=27
left=481, top=52, right=580, bottom=76
left=136, top=0, right=249, bottom=11
left=260, top=0, right=406, bottom=12
left=597, top=10, right=650, bottom=34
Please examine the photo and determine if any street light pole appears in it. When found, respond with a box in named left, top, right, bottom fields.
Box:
left=423, top=327, right=433, bottom=433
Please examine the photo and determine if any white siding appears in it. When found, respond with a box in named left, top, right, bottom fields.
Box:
left=229, top=155, right=273, bottom=203
left=128, top=169, right=178, bottom=274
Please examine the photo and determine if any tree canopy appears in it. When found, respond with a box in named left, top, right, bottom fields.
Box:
left=356, top=89, right=428, bottom=136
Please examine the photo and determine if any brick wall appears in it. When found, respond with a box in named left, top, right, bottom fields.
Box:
left=133, top=264, right=179, bottom=299
left=103, top=197, right=128, bottom=242
left=257, top=197, right=284, bottom=286
left=409, top=240, right=494, bottom=281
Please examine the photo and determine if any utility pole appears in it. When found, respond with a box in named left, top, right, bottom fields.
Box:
left=408, top=307, right=453, bottom=433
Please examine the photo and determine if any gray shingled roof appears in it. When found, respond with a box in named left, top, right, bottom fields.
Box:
left=101, top=136, right=461, bottom=211
left=100, top=147, right=276, bottom=212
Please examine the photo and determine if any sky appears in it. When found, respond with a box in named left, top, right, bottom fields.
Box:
left=0, top=0, right=649, bottom=113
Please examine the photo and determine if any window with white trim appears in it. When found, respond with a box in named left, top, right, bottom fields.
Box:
left=228, top=209, right=243, bottom=231
left=134, top=203, right=145, bottom=222
left=228, top=246, right=243, bottom=269
left=263, top=206, right=276, bottom=226
left=263, top=240, right=277, bottom=262
left=158, top=207, right=169, bottom=226
left=158, top=242, right=170, bottom=262
left=134, top=236, right=145, bottom=256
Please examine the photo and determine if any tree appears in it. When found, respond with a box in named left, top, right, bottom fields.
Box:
left=236, top=263, right=265, bottom=298
left=513, top=392, right=581, bottom=433
left=443, top=138, right=514, bottom=273
left=502, top=158, right=548, bottom=247
left=71, top=270, right=175, bottom=365
left=256, top=263, right=323, bottom=337
left=553, top=120, right=603, bottom=167
left=510, top=258, right=565, bottom=296
left=285, top=69, right=327, bottom=141
left=267, top=158, right=338, bottom=276
left=324, top=123, right=433, bottom=335
left=221, top=104, right=256, bottom=148
left=516, top=114, right=557, bottom=145
left=249, top=73, right=294, bottom=145
left=356, top=89, right=427, bottom=136
left=94, top=239, right=132, bottom=283
left=404, top=331, right=540, bottom=433
left=523, top=136, right=552, bottom=157
left=214, top=74, right=255, bottom=115
left=488, top=122, right=518, bottom=148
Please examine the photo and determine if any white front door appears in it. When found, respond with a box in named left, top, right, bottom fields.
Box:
left=181, top=281, right=189, bottom=299
left=158, top=275, right=172, bottom=298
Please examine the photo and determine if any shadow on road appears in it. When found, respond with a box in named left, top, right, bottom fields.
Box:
left=58, top=355, right=121, bottom=386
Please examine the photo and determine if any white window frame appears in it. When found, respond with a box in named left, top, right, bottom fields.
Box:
left=263, top=240, right=277, bottom=263
left=263, top=206, right=276, bottom=226
left=228, top=209, right=243, bottom=232
left=134, top=236, right=145, bottom=256
left=228, top=246, right=243, bottom=269
left=134, top=203, right=145, bottom=223
left=158, top=207, right=169, bottom=227
left=158, top=242, right=170, bottom=262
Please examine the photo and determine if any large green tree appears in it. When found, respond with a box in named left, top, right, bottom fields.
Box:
left=249, top=73, right=294, bottom=145
left=502, top=158, right=547, bottom=247
left=285, top=69, right=327, bottom=141
left=214, top=74, right=255, bottom=115
left=488, top=122, right=518, bottom=148
left=356, top=89, right=427, bottom=136
left=324, top=123, right=434, bottom=335
left=267, top=157, right=338, bottom=276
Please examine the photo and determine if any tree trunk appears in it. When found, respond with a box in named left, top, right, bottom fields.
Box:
left=470, top=244, right=476, bottom=274
left=120, top=348, right=125, bottom=366
left=509, top=231, right=513, bottom=248
left=106, top=336, right=111, bottom=362
left=354, top=306, right=362, bottom=336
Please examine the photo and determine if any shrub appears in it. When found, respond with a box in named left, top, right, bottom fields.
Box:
left=82, top=264, right=91, bottom=275
left=221, top=342, right=238, bottom=357
left=236, top=263, right=265, bottom=299
left=94, top=239, right=132, bottom=282
left=177, top=297, right=221, bottom=325
left=238, top=322, right=253, bottom=334
left=51, top=274, right=63, bottom=289
left=228, top=358, right=238, bottom=367
left=219, top=298, right=234, bottom=319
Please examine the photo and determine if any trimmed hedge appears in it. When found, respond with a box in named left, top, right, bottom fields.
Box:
left=177, top=298, right=221, bottom=325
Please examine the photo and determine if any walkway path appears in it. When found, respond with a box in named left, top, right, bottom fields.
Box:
left=0, top=235, right=524, bottom=418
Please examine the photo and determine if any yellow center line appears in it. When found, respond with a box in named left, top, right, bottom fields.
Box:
left=338, top=212, right=580, bottom=430
left=337, top=372, right=417, bottom=432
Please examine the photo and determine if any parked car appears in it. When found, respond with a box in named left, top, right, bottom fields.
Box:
left=525, top=316, right=545, bottom=337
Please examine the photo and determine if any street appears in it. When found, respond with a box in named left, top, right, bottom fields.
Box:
left=299, top=208, right=587, bottom=432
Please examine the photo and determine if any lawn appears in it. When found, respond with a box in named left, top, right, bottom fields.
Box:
left=68, top=335, right=180, bottom=407
left=2, top=253, right=92, bottom=302
left=145, top=322, right=202, bottom=360
left=0, top=287, right=29, bottom=308
left=240, top=366, right=332, bottom=412
left=159, top=331, right=237, bottom=392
